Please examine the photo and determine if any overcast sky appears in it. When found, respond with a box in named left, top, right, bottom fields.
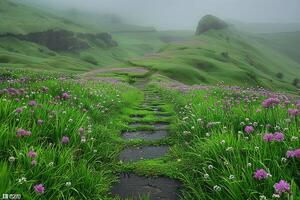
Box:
left=27, top=0, right=300, bottom=30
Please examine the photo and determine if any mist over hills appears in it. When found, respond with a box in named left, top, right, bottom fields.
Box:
left=0, top=0, right=299, bottom=90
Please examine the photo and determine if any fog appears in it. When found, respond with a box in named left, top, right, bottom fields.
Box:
left=25, top=0, right=300, bottom=30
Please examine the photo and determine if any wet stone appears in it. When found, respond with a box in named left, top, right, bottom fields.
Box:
left=128, top=122, right=169, bottom=129
left=122, top=130, right=168, bottom=141
left=111, top=173, right=181, bottom=200
left=129, top=114, right=146, bottom=118
left=138, top=107, right=163, bottom=112
left=155, top=113, right=172, bottom=118
left=119, top=146, right=170, bottom=163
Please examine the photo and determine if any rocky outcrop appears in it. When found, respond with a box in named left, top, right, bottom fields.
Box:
left=196, top=15, right=228, bottom=35
left=0, top=29, right=118, bottom=52
left=77, top=32, right=118, bottom=49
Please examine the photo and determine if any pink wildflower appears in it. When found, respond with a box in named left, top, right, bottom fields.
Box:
left=34, top=184, right=45, bottom=193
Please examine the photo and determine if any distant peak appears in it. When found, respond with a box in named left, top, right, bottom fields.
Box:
left=196, top=15, right=228, bottom=35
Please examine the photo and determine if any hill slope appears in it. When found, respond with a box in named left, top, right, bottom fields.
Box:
left=128, top=29, right=300, bottom=91
left=0, top=0, right=192, bottom=71
left=255, top=31, right=300, bottom=64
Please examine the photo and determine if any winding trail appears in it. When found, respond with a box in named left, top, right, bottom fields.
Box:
left=111, top=77, right=182, bottom=199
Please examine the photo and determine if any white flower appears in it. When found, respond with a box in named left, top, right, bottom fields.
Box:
left=247, top=163, right=252, bottom=167
left=48, top=162, right=54, bottom=167
left=8, top=156, right=15, bottom=162
left=203, top=173, right=209, bottom=179
left=208, top=165, right=214, bottom=170
left=272, top=194, right=280, bottom=198
left=206, top=132, right=211, bottom=137
left=255, top=146, right=259, bottom=150
left=17, top=177, right=27, bottom=184
left=213, top=185, right=221, bottom=192
left=226, top=147, right=233, bottom=152
left=281, top=157, right=287, bottom=163
left=259, top=195, right=267, bottom=200
left=65, top=182, right=72, bottom=187
left=81, top=137, right=86, bottom=143
left=291, top=136, right=299, bottom=142
left=220, top=140, right=225, bottom=145
left=229, top=175, right=235, bottom=180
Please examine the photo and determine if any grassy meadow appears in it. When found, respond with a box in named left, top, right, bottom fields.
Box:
left=0, top=0, right=299, bottom=199
left=1, top=68, right=299, bottom=199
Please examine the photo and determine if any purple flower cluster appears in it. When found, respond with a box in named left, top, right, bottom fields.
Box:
left=1, top=88, right=26, bottom=96
left=286, top=148, right=300, bottom=158
left=34, top=184, right=45, bottom=194
left=61, top=136, right=70, bottom=144
left=263, top=132, right=285, bottom=142
left=62, top=92, right=70, bottom=100
left=274, top=180, right=290, bottom=195
left=28, top=100, right=37, bottom=107
left=16, top=129, right=31, bottom=137
left=262, top=97, right=280, bottom=108
left=253, top=169, right=269, bottom=180
left=15, top=107, right=24, bottom=113
left=244, top=126, right=254, bottom=134
left=28, top=150, right=37, bottom=166
left=28, top=150, right=37, bottom=158
left=287, top=109, right=299, bottom=117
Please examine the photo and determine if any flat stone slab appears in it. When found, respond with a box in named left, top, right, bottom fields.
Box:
left=111, top=173, right=181, bottom=200
left=122, top=130, right=168, bottom=141
left=119, top=146, right=170, bottom=163
left=128, top=122, right=169, bottom=129
left=155, top=113, right=172, bottom=118
left=129, top=114, right=146, bottom=118
left=137, top=107, right=163, bottom=112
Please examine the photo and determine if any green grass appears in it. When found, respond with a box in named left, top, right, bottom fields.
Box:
left=0, top=0, right=192, bottom=72
left=151, top=82, right=300, bottom=200
left=0, top=68, right=143, bottom=199
left=0, top=0, right=92, bottom=34
left=1, top=68, right=299, bottom=199
left=256, top=31, right=300, bottom=64
left=128, top=29, right=300, bottom=91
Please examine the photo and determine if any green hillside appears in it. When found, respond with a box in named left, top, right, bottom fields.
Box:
left=0, top=0, right=192, bottom=71
left=256, top=31, right=300, bottom=64
left=0, top=1, right=298, bottom=91
left=128, top=29, right=300, bottom=90
left=230, top=20, right=300, bottom=33
left=0, top=0, right=93, bottom=34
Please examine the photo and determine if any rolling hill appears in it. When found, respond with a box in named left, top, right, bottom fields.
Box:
left=255, top=31, right=300, bottom=64
left=0, top=1, right=298, bottom=91
left=0, top=0, right=192, bottom=71
left=126, top=27, right=300, bottom=90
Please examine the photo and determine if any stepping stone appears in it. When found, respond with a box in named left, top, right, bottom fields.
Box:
left=111, top=173, right=181, bottom=200
left=130, top=114, right=146, bottom=118
left=128, top=122, right=169, bottom=129
left=119, top=146, right=170, bottom=163
left=141, top=107, right=163, bottom=112
left=155, top=113, right=172, bottom=118
left=122, top=130, right=168, bottom=141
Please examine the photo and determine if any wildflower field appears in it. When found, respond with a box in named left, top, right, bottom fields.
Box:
left=0, top=68, right=299, bottom=200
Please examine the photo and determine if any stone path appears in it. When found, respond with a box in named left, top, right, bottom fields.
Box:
left=111, top=83, right=181, bottom=199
